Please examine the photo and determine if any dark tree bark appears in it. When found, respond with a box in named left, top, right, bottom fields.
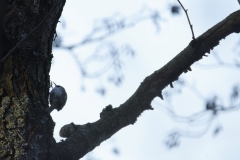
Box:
left=0, top=0, right=65, bottom=159
left=0, top=0, right=239, bottom=159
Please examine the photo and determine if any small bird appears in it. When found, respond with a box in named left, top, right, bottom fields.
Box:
left=46, top=84, right=67, bottom=113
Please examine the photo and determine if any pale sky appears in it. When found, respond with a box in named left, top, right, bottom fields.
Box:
left=50, top=0, right=240, bottom=160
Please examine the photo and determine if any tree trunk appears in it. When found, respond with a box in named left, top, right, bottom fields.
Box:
left=0, top=0, right=65, bottom=159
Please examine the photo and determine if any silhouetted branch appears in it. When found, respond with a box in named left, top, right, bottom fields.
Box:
left=50, top=10, right=240, bottom=158
left=177, top=0, right=195, bottom=40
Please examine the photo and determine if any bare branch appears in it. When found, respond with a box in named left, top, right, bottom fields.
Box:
left=52, top=7, right=161, bottom=91
left=177, top=0, right=196, bottom=40
left=55, top=6, right=161, bottom=49
left=49, top=10, right=240, bottom=159
left=157, top=82, right=240, bottom=148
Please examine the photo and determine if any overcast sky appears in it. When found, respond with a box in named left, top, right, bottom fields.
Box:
left=50, top=0, right=240, bottom=159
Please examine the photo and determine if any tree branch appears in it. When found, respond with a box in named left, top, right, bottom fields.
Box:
left=177, top=0, right=196, bottom=40
left=50, top=10, right=240, bottom=160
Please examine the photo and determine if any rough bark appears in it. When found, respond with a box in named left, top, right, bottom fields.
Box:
left=0, top=0, right=65, bottom=159
left=0, top=0, right=239, bottom=159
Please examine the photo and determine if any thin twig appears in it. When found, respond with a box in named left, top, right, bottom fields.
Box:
left=177, top=0, right=195, bottom=40
left=0, top=2, right=61, bottom=64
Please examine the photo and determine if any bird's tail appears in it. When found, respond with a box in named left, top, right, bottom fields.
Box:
left=46, top=105, right=55, bottom=113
